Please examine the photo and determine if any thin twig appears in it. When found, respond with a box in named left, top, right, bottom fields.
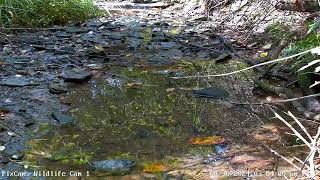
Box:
left=0, top=121, right=22, bottom=137
left=264, top=144, right=301, bottom=170
left=295, top=127, right=320, bottom=179
left=268, top=106, right=311, bottom=149
left=172, top=48, right=316, bottom=79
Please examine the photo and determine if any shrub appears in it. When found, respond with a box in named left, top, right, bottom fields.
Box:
left=0, top=0, right=104, bottom=27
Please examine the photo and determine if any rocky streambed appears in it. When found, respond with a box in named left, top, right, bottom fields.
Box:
left=0, top=4, right=304, bottom=179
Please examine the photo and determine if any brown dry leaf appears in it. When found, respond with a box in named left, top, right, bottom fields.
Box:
left=230, top=154, right=259, bottom=164
left=189, top=136, right=225, bottom=145
left=253, top=133, right=279, bottom=142
left=143, top=163, right=169, bottom=173
left=247, top=160, right=272, bottom=170
left=0, top=108, right=9, bottom=119
left=260, top=123, right=288, bottom=133
left=126, top=82, right=143, bottom=88
left=0, top=60, right=8, bottom=66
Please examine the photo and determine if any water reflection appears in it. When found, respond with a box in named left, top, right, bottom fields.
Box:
left=27, top=65, right=266, bottom=173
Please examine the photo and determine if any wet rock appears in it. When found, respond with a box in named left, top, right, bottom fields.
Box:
left=161, top=49, right=183, bottom=59
left=0, top=77, right=35, bottom=87
left=105, top=32, right=125, bottom=40
left=163, top=171, right=184, bottom=180
left=127, top=31, right=142, bottom=39
left=157, top=69, right=185, bottom=77
left=49, top=83, right=67, bottom=94
left=90, top=160, right=135, bottom=175
left=81, top=34, right=107, bottom=44
left=214, top=144, right=228, bottom=154
left=62, top=65, right=92, bottom=82
left=65, top=27, right=86, bottom=34
left=133, top=126, right=150, bottom=138
left=10, top=152, right=25, bottom=161
left=51, top=112, right=74, bottom=125
left=214, top=54, right=233, bottom=64
left=86, top=46, right=107, bottom=57
left=193, top=87, right=230, bottom=99
left=127, top=38, right=142, bottom=50
left=0, top=157, right=9, bottom=164
left=196, top=51, right=222, bottom=60
left=160, top=42, right=177, bottom=49
left=148, top=56, right=172, bottom=66
left=106, top=78, right=123, bottom=88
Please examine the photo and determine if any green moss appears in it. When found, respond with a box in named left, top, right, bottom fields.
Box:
left=141, top=27, right=153, bottom=44
left=257, top=82, right=273, bottom=93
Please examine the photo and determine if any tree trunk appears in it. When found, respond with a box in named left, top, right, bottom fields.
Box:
left=275, top=0, right=320, bottom=12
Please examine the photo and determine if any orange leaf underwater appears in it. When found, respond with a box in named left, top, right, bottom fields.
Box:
left=189, top=136, right=225, bottom=145
left=143, top=163, right=169, bottom=173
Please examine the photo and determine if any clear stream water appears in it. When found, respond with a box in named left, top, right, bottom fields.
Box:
left=25, top=64, right=268, bottom=177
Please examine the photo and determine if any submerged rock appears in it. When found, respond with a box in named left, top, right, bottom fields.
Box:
left=193, top=87, right=230, bottom=99
left=49, top=83, right=67, bottom=94
left=62, top=65, right=92, bottom=82
left=90, top=160, right=136, bottom=175
left=51, top=112, right=74, bottom=125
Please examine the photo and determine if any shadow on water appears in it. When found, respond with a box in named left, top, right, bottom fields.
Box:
left=26, top=64, right=267, bottom=177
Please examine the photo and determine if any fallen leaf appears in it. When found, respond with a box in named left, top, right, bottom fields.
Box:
left=260, top=52, right=268, bottom=58
left=247, top=160, right=271, bottom=170
left=94, top=45, right=105, bottom=53
left=253, top=133, right=279, bottom=142
left=262, top=43, right=272, bottom=50
left=143, top=163, right=169, bottom=173
left=0, top=60, right=8, bottom=66
left=230, top=154, right=259, bottom=164
left=189, top=136, right=225, bottom=145
left=166, top=88, right=175, bottom=92
left=126, top=82, right=143, bottom=88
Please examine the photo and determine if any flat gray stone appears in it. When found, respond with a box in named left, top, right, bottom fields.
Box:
left=62, top=66, right=92, bottom=82
left=1, top=77, right=33, bottom=87
left=51, top=112, right=74, bottom=125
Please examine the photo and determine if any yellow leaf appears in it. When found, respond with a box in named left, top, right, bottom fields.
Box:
left=94, top=45, right=105, bottom=53
left=126, top=82, right=143, bottom=88
left=166, top=88, right=175, bottom=92
left=189, top=136, right=225, bottom=145
left=8, top=11, right=14, bottom=18
left=260, top=52, right=268, bottom=58
left=143, top=163, right=169, bottom=173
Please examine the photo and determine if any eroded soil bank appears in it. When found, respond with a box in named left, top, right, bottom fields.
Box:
left=0, top=2, right=307, bottom=179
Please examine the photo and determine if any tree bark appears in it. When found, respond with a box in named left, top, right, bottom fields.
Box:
left=275, top=0, right=320, bottom=12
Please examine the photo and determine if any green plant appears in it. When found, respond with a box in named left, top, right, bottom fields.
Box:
left=265, top=23, right=291, bottom=41
left=0, top=0, right=104, bottom=27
